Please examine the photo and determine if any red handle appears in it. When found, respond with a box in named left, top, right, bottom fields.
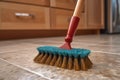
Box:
left=65, top=0, right=84, bottom=43
left=65, top=16, right=80, bottom=43
left=60, top=0, right=84, bottom=49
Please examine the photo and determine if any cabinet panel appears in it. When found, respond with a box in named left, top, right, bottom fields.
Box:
left=0, top=2, right=50, bottom=30
left=77, top=13, right=87, bottom=29
left=51, top=8, right=86, bottom=30
left=87, top=0, right=104, bottom=29
left=51, top=0, right=75, bottom=9
left=2, top=0, right=50, bottom=6
left=77, top=0, right=87, bottom=29
left=51, top=8, right=72, bottom=29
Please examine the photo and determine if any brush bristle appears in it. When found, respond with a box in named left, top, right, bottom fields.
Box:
left=55, top=55, right=62, bottom=67
left=34, top=53, right=93, bottom=71
left=74, top=58, right=80, bottom=71
left=67, top=57, right=73, bottom=69
left=81, top=58, right=87, bottom=71
left=40, top=54, right=49, bottom=64
left=50, top=55, right=57, bottom=66
left=61, top=56, right=67, bottom=68
left=34, top=53, right=44, bottom=63
left=45, top=54, right=52, bottom=65
left=85, top=57, right=93, bottom=69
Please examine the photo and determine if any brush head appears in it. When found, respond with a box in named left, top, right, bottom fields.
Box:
left=37, top=46, right=91, bottom=58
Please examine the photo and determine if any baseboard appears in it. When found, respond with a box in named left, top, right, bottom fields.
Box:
left=0, top=29, right=100, bottom=40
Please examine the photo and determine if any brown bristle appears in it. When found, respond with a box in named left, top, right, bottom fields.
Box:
left=45, top=54, right=53, bottom=65
left=55, top=55, right=63, bottom=67
left=67, top=57, right=73, bottom=70
left=34, top=54, right=40, bottom=62
left=85, top=57, right=93, bottom=69
left=74, top=58, right=80, bottom=71
left=81, top=58, right=87, bottom=71
left=34, top=52, right=92, bottom=71
left=50, top=55, right=57, bottom=66
left=34, top=53, right=44, bottom=63
left=61, top=56, right=67, bottom=69
left=40, top=54, right=49, bottom=64
left=86, top=57, right=93, bottom=65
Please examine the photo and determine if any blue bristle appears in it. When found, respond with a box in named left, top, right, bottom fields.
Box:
left=37, top=46, right=91, bottom=58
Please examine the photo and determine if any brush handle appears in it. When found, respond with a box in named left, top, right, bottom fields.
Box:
left=65, top=0, right=84, bottom=43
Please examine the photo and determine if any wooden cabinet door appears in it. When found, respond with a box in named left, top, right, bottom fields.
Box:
left=50, top=0, right=75, bottom=9
left=51, top=8, right=73, bottom=29
left=77, top=12, right=87, bottom=29
left=51, top=8, right=86, bottom=30
left=77, top=0, right=87, bottom=29
left=0, top=2, right=50, bottom=30
left=2, top=0, right=50, bottom=6
left=86, top=0, right=104, bottom=29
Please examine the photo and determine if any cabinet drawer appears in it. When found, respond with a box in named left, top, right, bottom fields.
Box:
left=2, top=0, right=50, bottom=6
left=51, top=8, right=86, bottom=30
left=0, top=2, right=50, bottom=30
left=50, top=0, right=75, bottom=9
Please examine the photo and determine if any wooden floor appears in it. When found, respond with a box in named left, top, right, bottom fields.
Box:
left=0, top=35, right=120, bottom=80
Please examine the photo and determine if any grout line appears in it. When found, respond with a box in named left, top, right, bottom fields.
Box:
left=0, top=58, right=53, bottom=80
left=30, top=40, right=120, bottom=48
left=0, top=49, right=33, bottom=54
left=0, top=45, right=45, bottom=54
left=91, top=50, right=120, bottom=56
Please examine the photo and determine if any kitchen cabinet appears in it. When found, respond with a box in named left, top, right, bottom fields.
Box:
left=0, top=0, right=105, bottom=39
left=0, top=0, right=104, bottom=30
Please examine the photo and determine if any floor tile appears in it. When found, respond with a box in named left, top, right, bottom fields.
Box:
left=0, top=59, right=47, bottom=80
